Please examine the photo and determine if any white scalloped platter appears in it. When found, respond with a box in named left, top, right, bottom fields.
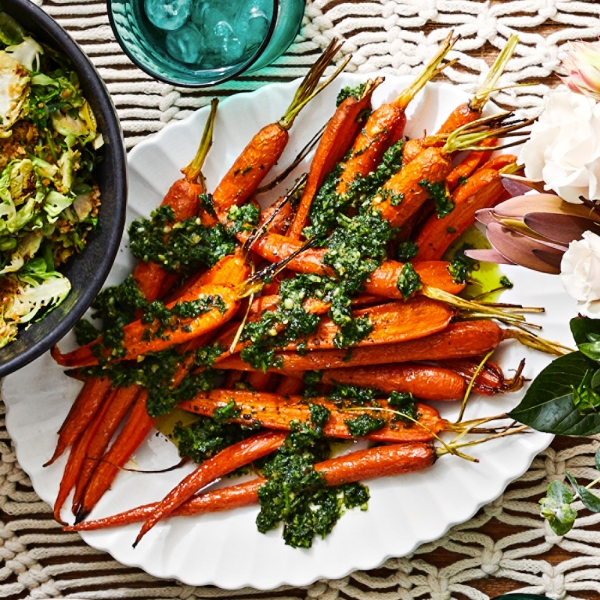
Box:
left=4, top=74, right=577, bottom=590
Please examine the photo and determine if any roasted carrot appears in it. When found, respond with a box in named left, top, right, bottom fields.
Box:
left=179, top=389, right=445, bottom=443
left=212, top=40, right=347, bottom=224
left=66, top=443, right=434, bottom=532
left=476, top=153, right=519, bottom=173
left=287, top=78, right=383, bottom=239
left=246, top=371, right=277, bottom=392
left=321, top=363, right=467, bottom=401
left=71, top=385, right=140, bottom=515
left=436, top=36, right=519, bottom=135
left=53, top=389, right=114, bottom=525
left=445, top=138, right=496, bottom=190
left=45, top=376, right=112, bottom=467
left=401, top=36, right=519, bottom=165
left=133, top=431, right=287, bottom=546
left=76, top=392, right=155, bottom=522
left=279, top=298, right=453, bottom=352
left=336, top=34, right=456, bottom=196
left=51, top=283, right=240, bottom=368
left=217, top=320, right=504, bottom=372
left=133, top=99, right=219, bottom=303
left=441, top=358, right=524, bottom=395
left=414, top=168, right=510, bottom=261
left=251, top=232, right=464, bottom=297
left=275, top=376, right=303, bottom=396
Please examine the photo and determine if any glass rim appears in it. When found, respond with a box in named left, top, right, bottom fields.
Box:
left=106, top=0, right=279, bottom=88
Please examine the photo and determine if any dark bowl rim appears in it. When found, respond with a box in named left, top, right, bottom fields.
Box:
left=0, top=0, right=127, bottom=377
left=106, top=0, right=278, bottom=88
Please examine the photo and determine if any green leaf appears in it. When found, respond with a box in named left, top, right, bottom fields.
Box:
left=596, top=447, right=600, bottom=472
left=566, top=472, right=600, bottom=513
left=579, top=341, right=600, bottom=362
left=508, top=351, right=600, bottom=435
left=539, top=481, right=577, bottom=536
left=547, top=479, right=575, bottom=505
left=0, top=12, right=24, bottom=45
left=572, top=369, right=600, bottom=413
left=570, top=316, right=600, bottom=346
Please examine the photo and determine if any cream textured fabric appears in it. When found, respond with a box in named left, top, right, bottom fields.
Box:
left=2, top=0, right=600, bottom=598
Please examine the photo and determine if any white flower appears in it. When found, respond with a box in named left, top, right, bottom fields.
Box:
left=560, top=230, right=600, bottom=316
left=520, top=88, right=600, bottom=204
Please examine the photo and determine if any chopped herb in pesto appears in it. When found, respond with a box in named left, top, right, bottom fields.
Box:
left=173, top=413, right=250, bottom=465
left=309, top=403, right=331, bottom=433
left=82, top=349, right=222, bottom=417
left=344, top=413, right=386, bottom=436
left=419, top=179, right=454, bottom=218
left=500, top=275, right=514, bottom=289
left=397, top=263, right=422, bottom=299
left=140, top=295, right=226, bottom=341
left=213, top=400, right=241, bottom=424
left=336, top=84, right=366, bottom=106
left=226, top=203, right=260, bottom=235
left=327, top=383, right=379, bottom=407
left=457, top=175, right=468, bottom=186
left=447, top=244, right=478, bottom=284
left=256, top=421, right=369, bottom=548
left=128, top=205, right=235, bottom=275
left=395, top=240, right=419, bottom=262
left=387, top=391, right=419, bottom=424
left=195, top=342, right=226, bottom=368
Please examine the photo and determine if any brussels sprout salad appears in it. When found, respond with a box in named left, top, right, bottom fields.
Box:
left=0, top=12, right=103, bottom=347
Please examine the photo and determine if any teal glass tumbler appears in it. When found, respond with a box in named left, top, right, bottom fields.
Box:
left=107, top=0, right=305, bottom=87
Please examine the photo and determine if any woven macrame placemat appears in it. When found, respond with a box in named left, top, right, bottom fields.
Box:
left=3, top=1, right=600, bottom=598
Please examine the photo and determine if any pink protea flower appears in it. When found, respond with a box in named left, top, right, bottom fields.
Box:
left=561, top=40, right=600, bottom=102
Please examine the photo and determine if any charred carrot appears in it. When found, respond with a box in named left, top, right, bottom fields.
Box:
left=212, top=40, right=347, bottom=224
left=133, top=431, right=287, bottom=546
left=179, top=389, right=445, bottom=443
left=445, top=138, right=497, bottom=190
left=66, top=443, right=434, bottom=532
left=336, top=34, right=456, bottom=196
left=321, top=363, right=467, bottom=401
left=52, top=387, right=117, bottom=524
left=217, top=320, right=504, bottom=372
left=251, top=232, right=464, bottom=297
left=76, top=392, right=155, bottom=522
left=71, top=385, right=141, bottom=515
left=45, top=377, right=112, bottom=467
left=133, top=99, right=219, bottom=303
left=51, top=283, right=240, bottom=368
left=280, top=298, right=453, bottom=352
left=414, top=167, right=511, bottom=261
left=246, top=371, right=277, bottom=392
left=441, top=358, right=524, bottom=395
left=401, top=36, right=519, bottom=165
left=476, top=154, right=520, bottom=172
left=287, top=78, right=383, bottom=239
left=436, top=36, right=519, bottom=134
left=275, top=376, right=303, bottom=396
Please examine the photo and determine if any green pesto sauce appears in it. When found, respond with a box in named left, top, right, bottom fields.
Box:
left=444, top=226, right=513, bottom=302
left=240, top=207, right=395, bottom=371
left=419, top=179, right=454, bottom=218
left=226, top=203, right=260, bottom=235
left=336, top=84, right=366, bottom=106
left=256, top=421, right=369, bottom=548
left=128, top=205, right=235, bottom=276
left=396, top=263, right=423, bottom=300
left=344, top=414, right=386, bottom=436
left=395, top=240, right=419, bottom=262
